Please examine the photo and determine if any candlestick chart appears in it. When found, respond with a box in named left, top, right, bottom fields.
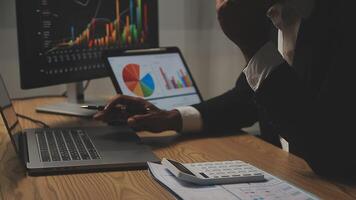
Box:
left=16, top=0, right=158, bottom=87
left=47, top=0, right=154, bottom=52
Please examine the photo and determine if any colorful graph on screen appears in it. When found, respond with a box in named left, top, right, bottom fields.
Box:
left=159, top=67, right=193, bottom=90
left=48, top=0, right=152, bottom=52
left=123, top=64, right=155, bottom=97
left=16, top=0, right=158, bottom=87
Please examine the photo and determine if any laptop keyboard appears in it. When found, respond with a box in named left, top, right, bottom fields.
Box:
left=36, top=129, right=101, bottom=162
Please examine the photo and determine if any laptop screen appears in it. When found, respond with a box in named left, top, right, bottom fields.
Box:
left=0, top=77, right=22, bottom=152
left=107, top=52, right=202, bottom=110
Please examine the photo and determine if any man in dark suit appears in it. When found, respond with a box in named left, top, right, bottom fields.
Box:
left=95, top=0, right=356, bottom=179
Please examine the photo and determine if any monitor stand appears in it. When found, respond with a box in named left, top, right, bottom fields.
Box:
left=36, top=82, right=107, bottom=117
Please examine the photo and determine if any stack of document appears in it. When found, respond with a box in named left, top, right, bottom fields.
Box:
left=147, top=162, right=319, bottom=200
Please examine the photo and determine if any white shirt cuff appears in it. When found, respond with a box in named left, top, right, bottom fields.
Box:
left=243, top=42, right=285, bottom=91
left=175, top=106, right=203, bottom=133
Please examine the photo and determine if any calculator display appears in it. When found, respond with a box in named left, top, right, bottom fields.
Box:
left=167, top=159, right=196, bottom=176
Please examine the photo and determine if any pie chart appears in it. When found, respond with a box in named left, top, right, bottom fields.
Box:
left=122, top=64, right=155, bottom=97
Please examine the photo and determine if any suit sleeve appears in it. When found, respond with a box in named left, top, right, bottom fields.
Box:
left=192, top=73, right=258, bottom=135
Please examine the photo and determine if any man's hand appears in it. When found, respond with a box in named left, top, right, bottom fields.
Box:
left=216, top=0, right=273, bottom=61
left=94, top=95, right=182, bottom=133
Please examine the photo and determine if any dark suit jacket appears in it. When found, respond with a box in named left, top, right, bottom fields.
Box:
left=193, top=0, right=356, bottom=179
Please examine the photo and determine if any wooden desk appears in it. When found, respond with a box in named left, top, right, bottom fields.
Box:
left=1, top=98, right=356, bottom=200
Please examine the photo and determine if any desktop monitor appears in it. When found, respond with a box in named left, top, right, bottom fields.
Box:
left=15, top=0, right=159, bottom=116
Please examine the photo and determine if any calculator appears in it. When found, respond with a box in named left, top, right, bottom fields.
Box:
left=161, top=158, right=266, bottom=185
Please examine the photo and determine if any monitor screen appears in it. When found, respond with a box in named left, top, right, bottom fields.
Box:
left=107, top=53, right=202, bottom=110
left=16, top=0, right=159, bottom=89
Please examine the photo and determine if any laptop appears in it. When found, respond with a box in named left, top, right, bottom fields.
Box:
left=0, top=75, right=159, bottom=176
left=104, top=47, right=203, bottom=110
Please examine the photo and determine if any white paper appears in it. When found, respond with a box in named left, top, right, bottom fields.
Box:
left=147, top=162, right=319, bottom=200
left=222, top=173, right=318, bottom=200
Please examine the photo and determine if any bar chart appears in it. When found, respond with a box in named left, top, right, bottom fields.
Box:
left=159, top=67, right=193, bottom=90
left=19, top=0, right=158, bottom=80
left=48, top=0, right=152, bottom=52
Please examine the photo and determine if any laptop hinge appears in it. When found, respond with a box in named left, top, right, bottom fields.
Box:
left=19, top=132, right=30, bottom=163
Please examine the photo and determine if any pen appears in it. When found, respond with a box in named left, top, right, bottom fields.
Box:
left=80, top=105, right=106, bottom=111
left=81, top=105, right=151, bottom=113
